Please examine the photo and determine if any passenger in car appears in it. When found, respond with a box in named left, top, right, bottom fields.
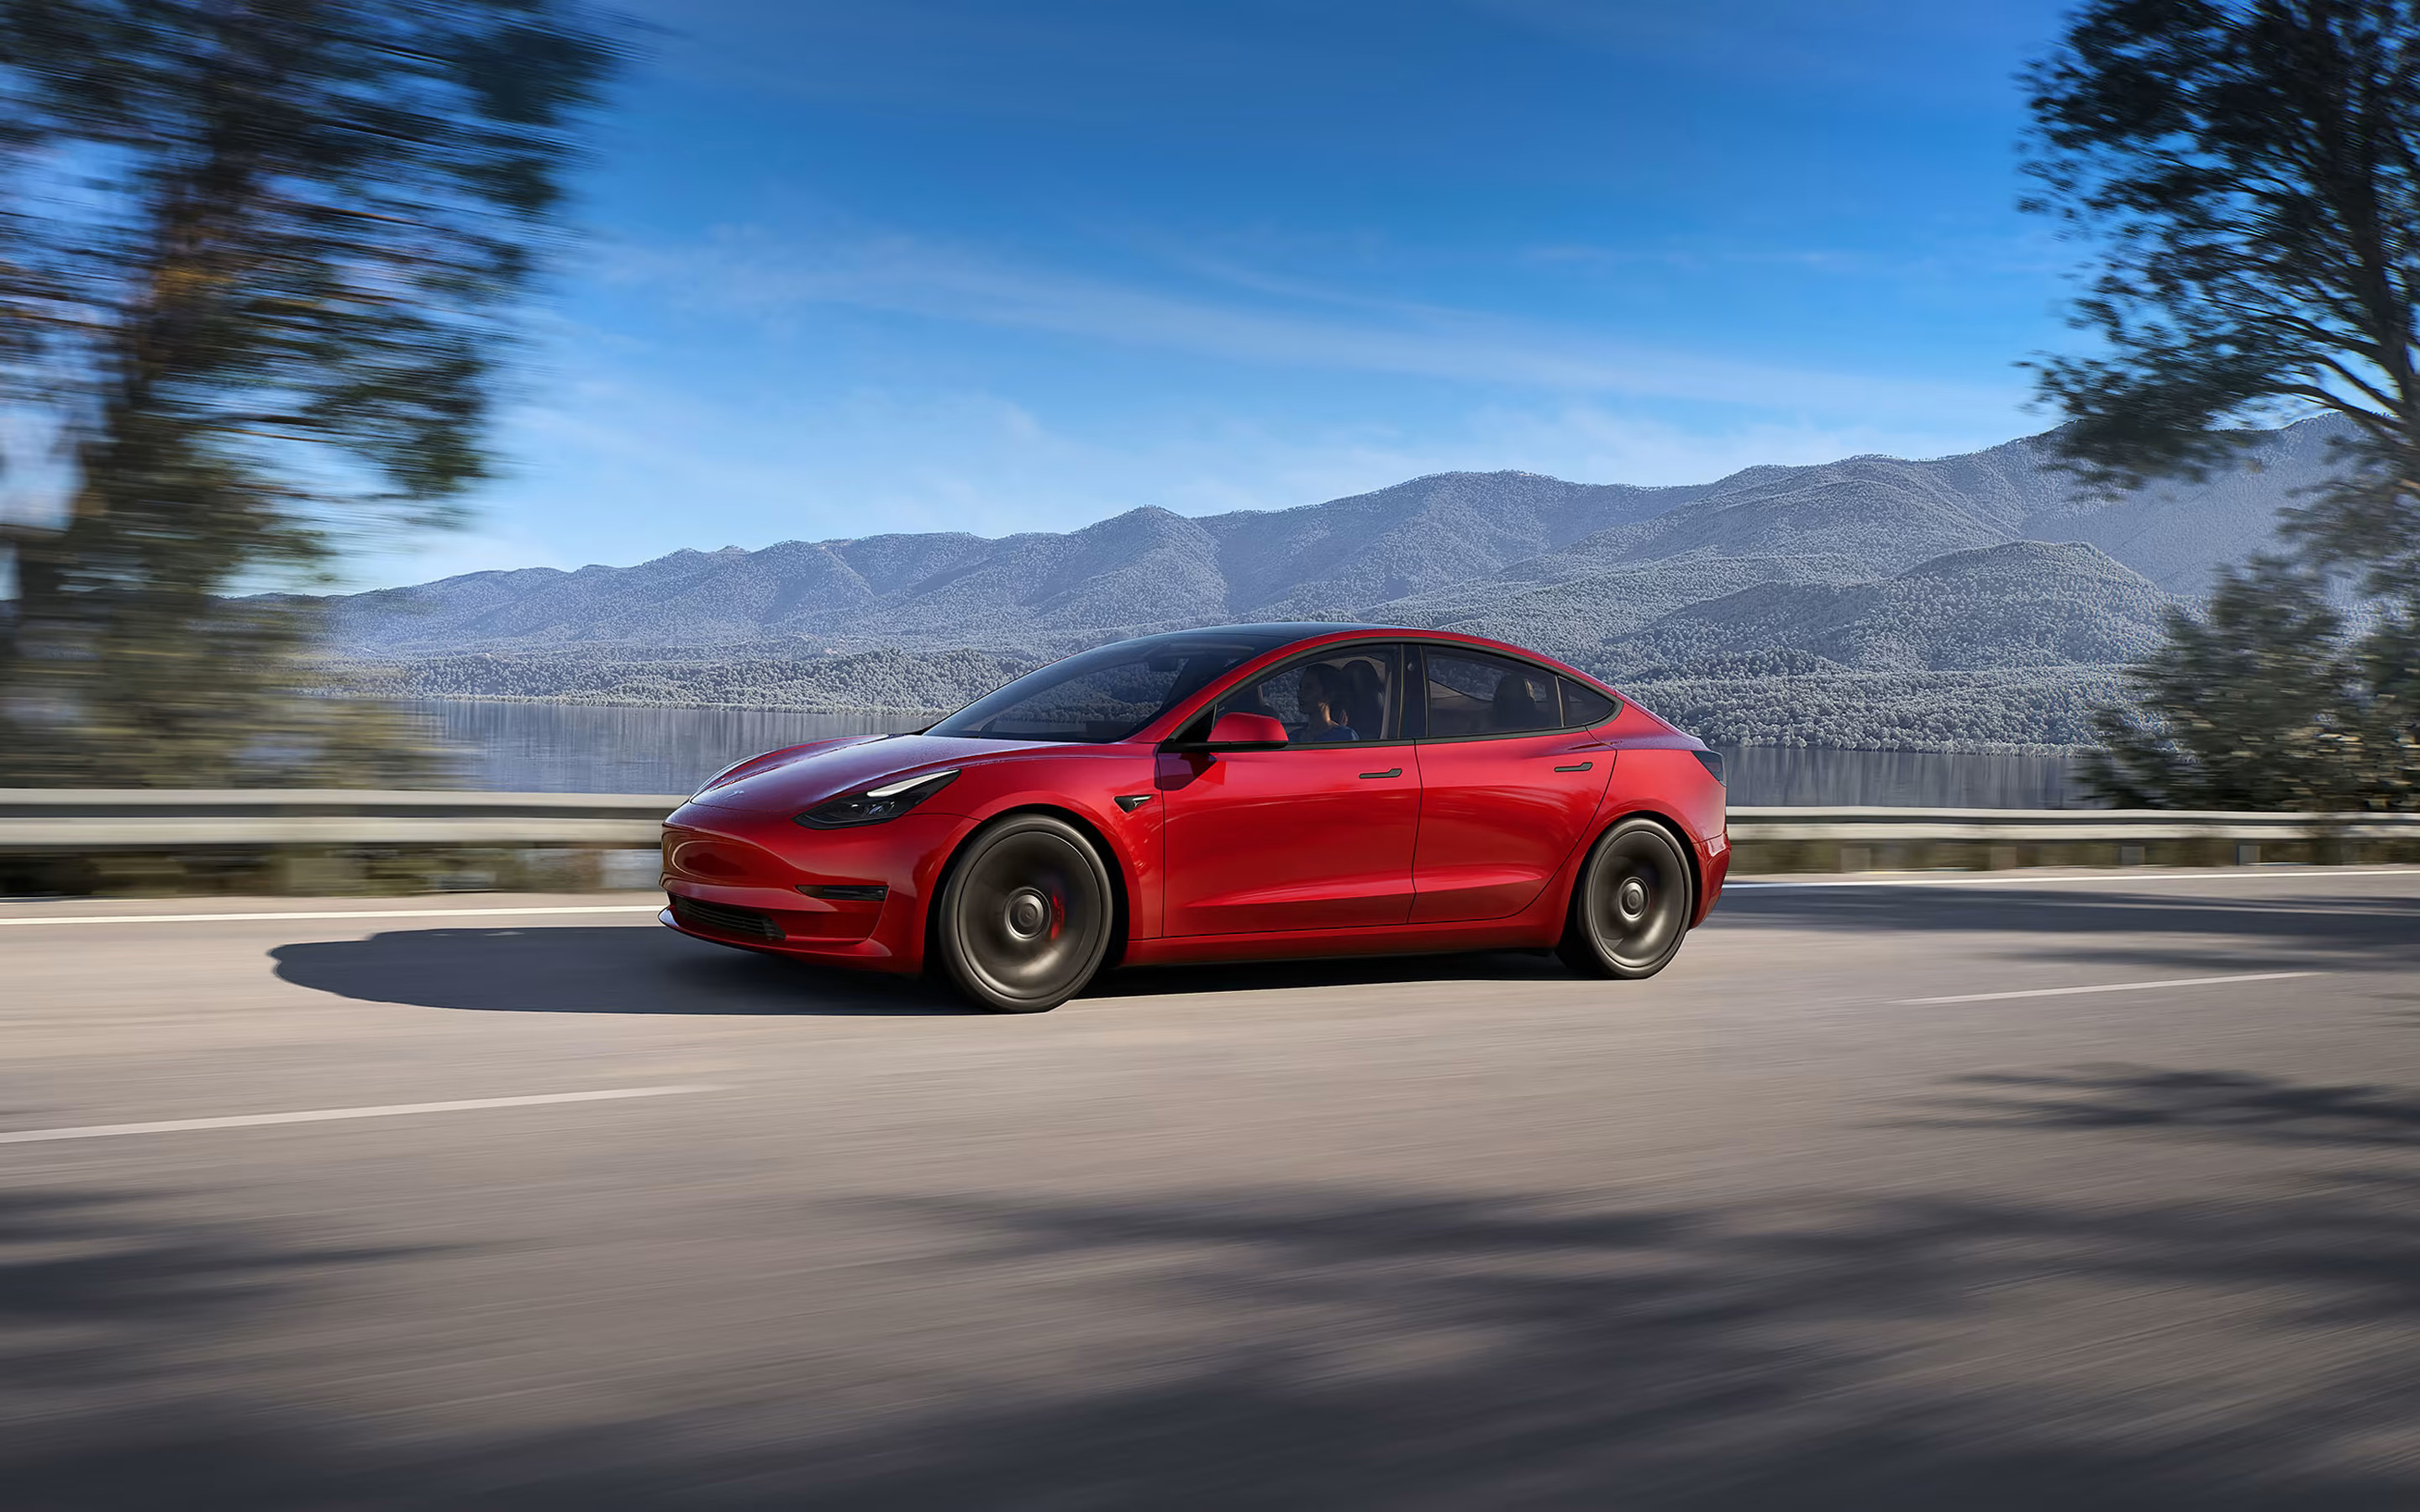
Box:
left=1492, top=673, right=1548, bottom=730
left=1301, top=664, right=1360, bottom=743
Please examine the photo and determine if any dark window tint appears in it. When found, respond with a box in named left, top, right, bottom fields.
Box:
left=1216, top=644, right=1402, bottom=745
left=929, top=635, right=1267, bottom=743
left=1423, top=649, right=1560, bottom=737
left=1560, top=677, right=1618, bottom=727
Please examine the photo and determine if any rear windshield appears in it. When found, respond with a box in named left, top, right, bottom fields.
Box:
left=928, top=636, right=1273, bottom=743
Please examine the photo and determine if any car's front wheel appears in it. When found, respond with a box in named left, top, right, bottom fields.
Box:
left=934, top=813, right=1115, bottom=1012
left=1556, top=816, right=1693, bottom=979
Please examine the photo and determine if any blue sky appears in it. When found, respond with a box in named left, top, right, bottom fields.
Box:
left=376, top=0, right=2084, bottom=587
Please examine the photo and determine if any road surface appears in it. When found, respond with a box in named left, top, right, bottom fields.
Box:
left=6, top=869, right=2420, bottom=1508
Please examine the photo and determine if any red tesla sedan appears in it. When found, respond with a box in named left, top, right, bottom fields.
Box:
left=660, top=624, right=1728, bottom=1011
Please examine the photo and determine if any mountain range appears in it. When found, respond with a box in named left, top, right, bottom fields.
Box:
left=329, top=416, right=2351, bottom=750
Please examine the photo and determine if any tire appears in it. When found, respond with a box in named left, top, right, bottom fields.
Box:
left=934, top=813, right=1116, bottom=1012
left=1556, top=817, right=1694, bottom=980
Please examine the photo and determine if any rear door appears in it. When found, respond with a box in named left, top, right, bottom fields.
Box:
left=1408, top=647, right=1616, bottom=923
left=1161, top=643, right=1420, bottom=935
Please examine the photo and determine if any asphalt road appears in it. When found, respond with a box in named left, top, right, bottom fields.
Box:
left=6, top=869, right=2420, bottom=1509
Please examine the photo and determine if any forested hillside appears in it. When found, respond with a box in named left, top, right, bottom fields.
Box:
left=326, top=417, right=2348, bottom=750
left=1597, top=543, right=2170, bottom=675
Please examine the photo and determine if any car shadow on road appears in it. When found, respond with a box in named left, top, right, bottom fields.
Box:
left=270, top=927, right=965, bottom=1016
left=271, top=922, right=1581, bottom=1016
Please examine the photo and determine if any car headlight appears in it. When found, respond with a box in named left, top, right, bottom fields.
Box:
left=794, top=768, right=960, bottom=829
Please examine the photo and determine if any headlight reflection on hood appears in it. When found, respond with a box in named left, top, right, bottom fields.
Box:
left=690, top=757, right=759, bottom=801
left=794, top=768, right=961, bottom=829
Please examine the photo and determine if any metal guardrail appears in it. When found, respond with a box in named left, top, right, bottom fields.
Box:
left=3, top=790, right=2415, bottom=851
left=0, top=789, right=686, bottom=849
left=1726, top=807, right=2420, bottom=843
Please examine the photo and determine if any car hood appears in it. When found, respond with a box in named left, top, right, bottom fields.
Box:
left=679, top=733, right=1065, bottom=815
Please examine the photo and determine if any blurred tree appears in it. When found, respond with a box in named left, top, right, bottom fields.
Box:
left=0, top=0, right=617, bottom=785
left=2080, top=555, right=2418, bottom=805
left=2026, top=0, right=2420, bottom=807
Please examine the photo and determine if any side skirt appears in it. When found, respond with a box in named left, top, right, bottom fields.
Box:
left=1121, top=912, right=1561, bottom=968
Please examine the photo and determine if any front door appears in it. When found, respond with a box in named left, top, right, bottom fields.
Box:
left=1163, top=643, right=1418, bottom=935
left=1409, top=647, right=1614, bottom=922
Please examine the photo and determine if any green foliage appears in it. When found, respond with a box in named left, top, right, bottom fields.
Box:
left=0, top=0, right=618, bottom=785
left=10, top=593, right=460, bottom=786
left=2081, top=559, right=2420, bottom=807
left=2023, top=0, right=2420, bottom=596
left=2026, top=0, right=2420, bottom=806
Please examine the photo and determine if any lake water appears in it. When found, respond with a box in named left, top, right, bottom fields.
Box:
left=404, top=700, right=914, bottom=796
left=1717, top=743, right=2094, bottom=810
left=406, top=700, right=2097, bottom=809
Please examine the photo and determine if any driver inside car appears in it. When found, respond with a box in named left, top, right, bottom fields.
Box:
left=1299, top=664, right=1359, bottom=743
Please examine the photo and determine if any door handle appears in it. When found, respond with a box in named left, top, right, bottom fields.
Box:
left=1554, top=762, right=1593, bottom=773
left=1360, top=767, right=1403, bottom=779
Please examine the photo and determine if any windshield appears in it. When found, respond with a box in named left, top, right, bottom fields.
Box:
left=928, top=634, right=1277, bottom=743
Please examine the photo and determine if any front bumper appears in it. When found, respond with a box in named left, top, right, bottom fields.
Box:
left=657, top=801, right=971, bottom=972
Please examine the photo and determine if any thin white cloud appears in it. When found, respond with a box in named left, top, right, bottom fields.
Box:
left=602, top=229, right=2024, bottom=423
left=1518, top=229, right=2074, bottom=282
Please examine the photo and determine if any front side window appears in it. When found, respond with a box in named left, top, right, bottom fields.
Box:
left=1213, top=643, right=1404, bottom=745
left=1423, top=648, right=1561, bottom=737
left=929, top=635, right=1270, bottom=743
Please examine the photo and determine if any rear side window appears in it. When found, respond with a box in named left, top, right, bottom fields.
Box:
left=1423, top=649, right=1561, bottom=737
left=1560, top=677, right=1618, bottom=727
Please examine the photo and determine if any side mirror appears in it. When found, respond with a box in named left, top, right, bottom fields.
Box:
left=1206, top=711, right=1289, bottom=749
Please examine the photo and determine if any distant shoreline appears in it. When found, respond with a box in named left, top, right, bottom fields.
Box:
left=376, top=691, right=950, bottom=717
left=371, top=692, right=2090, bottom=757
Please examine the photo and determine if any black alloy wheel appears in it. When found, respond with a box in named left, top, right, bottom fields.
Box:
left=1557, top=816, right=1693, bottom=979
left=934, top=813, right=1116, bottom=1012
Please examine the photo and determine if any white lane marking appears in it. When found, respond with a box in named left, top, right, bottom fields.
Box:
left=0, top=1084, right=718, bottom=1146
left=1899, top=971, right=2318, bottom=1005
left=1730, top=869, right=2417, bottom=890
left=0, top=904, right=661, bottom=928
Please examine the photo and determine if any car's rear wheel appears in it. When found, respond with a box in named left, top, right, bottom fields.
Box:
left=1556, top=817, right=1693, bottom=979
left=934, top=813, right=1115, bottom=1012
